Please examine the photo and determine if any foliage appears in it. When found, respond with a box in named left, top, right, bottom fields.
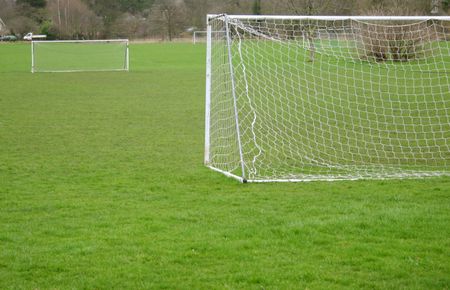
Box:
left=252, top=0, right=261, bottom=15
left=116, top=0, right=155, bottom=13
left=357, top=3, right=434, bottom=62
left=357, top=21, right=432, bottom=62
left=38, top=19, right=51, bottom=34
left=1, top=0, right=446, bottom=40
left=150, top=0, right=187, bottom=41
left=17, top=0, right=46, bottom=8
left=46, top=0, right=102, bottom=39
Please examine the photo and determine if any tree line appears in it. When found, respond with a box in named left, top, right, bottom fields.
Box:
left=0, top=0, right=448, bottom=40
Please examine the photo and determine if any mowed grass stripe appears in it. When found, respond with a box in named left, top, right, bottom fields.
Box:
left=0, top=42, right=449, bottom=289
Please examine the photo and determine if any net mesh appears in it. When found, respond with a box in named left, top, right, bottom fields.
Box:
left=32, top=40, right=128, bottom=73
left=206, top=15, right=450, bottom=181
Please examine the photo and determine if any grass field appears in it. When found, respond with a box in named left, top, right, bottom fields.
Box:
left=0, top=42, right=449, bottom=289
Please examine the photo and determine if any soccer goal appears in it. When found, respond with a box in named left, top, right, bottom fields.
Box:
left=193, top=31, right=223, bottom=44
left=205, top=14, right=450, bottom=182
left=193, top=31, right=207, bottom=44
left=31, top=39, right=129, bottom=73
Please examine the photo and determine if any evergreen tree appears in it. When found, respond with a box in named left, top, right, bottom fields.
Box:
left=252, top=0, right=261, bottom=15
left=17, top=0, right=46, bottom=8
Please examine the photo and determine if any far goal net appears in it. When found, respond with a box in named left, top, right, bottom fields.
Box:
left=31, top=39, right=129, bottom=73
left=205, top=14, right=450, bottom=182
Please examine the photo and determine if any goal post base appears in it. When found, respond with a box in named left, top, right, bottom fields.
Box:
left=207, top=166, right=247, bottom=183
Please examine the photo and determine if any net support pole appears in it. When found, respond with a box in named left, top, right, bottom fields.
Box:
left=31, top=41, right=35, bottom=73
left=204, top=24, right=212, bottom=165
left=224, top=15, right=247, bottom=182
left=126, top=40, right=130, bottom=71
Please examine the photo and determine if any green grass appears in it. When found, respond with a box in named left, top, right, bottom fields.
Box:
left=0, top=42, right=449, bottom=289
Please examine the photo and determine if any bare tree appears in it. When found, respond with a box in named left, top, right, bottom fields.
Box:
left=356, top=2, right=436, bottom=62
left=355, top=0, right=431, bottom=15
left=0, top=17, right=6, bottom=33
left=0, top=0, right=11, bottom=34
left=150, top=0, right=187, bottom=41
left=208, top=0, right=253, bottom=14
left=47, top=0, right=103, bottom=39
left=111, top=12, right=151, bottom=39
left=0, top=0, right=39, bottom=35
left=184, top=0, right=209, bottom=30
left=267, top=0, right=355, bottom=15
left=0, top=0, right=15, bottom=28
left=2, top=0, right=448, bottom=41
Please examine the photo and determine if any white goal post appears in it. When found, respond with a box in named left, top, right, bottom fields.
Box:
left=31, top=39, right=129, bottom=73
left=205, top=14, right=450, bottom=182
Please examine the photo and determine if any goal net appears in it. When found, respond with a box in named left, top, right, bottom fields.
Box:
left=205, top=15, right=450, bottom=182
left=31, top=39, right=129, bottom=73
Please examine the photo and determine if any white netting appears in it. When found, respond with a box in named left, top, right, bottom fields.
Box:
left=206, top=15, right=450, bottom=182
left=32, top=40, right=129, bottom=73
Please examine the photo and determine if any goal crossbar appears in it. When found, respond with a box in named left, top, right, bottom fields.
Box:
left=31, top=39, right=129, bottom=44
left=208, top=14, right=450, bottom=21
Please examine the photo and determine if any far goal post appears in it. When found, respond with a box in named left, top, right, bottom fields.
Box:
left=205, top=14, right=450, bottom=182
left=31, top=39, right=129, bottom=73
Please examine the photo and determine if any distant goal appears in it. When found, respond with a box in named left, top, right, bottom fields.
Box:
left=193, top=31, right=207, bottom=44
left=205, top=14, right=450, bottom=182
left=193, top=30, right=222, bottom=44
left=31, top=39, right=129, bottom=73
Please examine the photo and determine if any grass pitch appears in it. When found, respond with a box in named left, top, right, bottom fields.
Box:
left=0, top=42, right=449, bottom=289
